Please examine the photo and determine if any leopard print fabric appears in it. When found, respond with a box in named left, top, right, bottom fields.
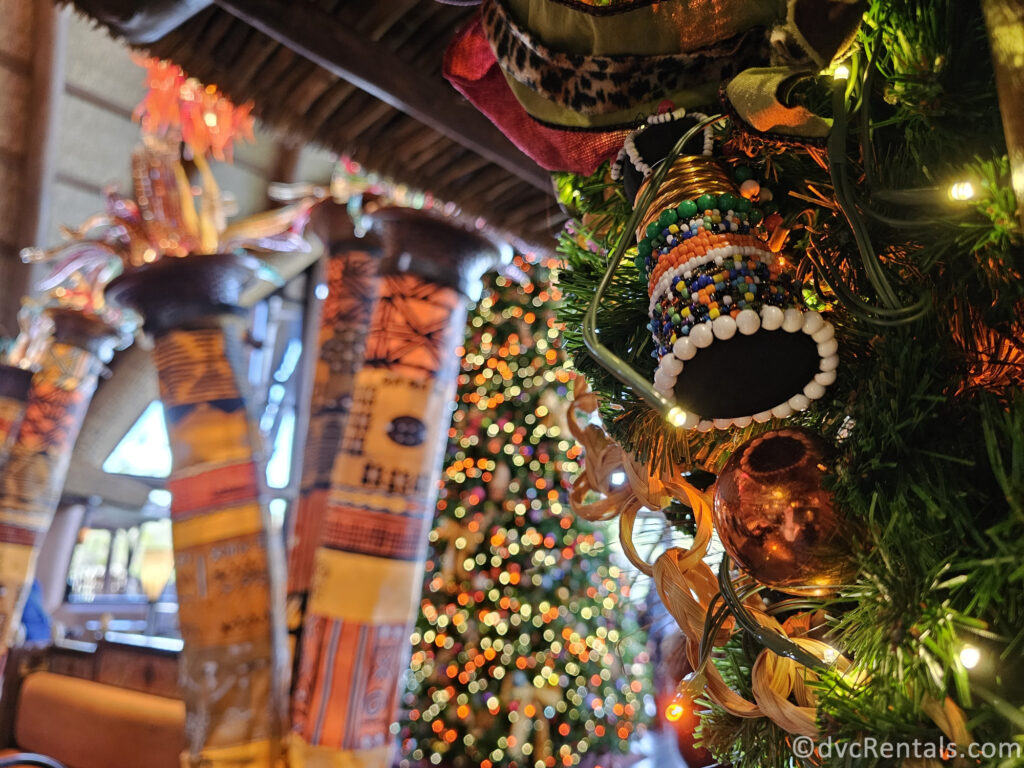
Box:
left=481, top=0, right=772, bottom=116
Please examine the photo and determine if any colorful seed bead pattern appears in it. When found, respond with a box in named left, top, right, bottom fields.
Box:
left=638, top=196, right=838, bottom=430
left=636, top=193, right=763, bottom=285
left=646, top=233, right=768, bottom=309
left=648, top=250, right=803, bottom=354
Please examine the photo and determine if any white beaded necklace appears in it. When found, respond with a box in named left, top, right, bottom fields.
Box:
left=610, top=108, right=715, bottom=181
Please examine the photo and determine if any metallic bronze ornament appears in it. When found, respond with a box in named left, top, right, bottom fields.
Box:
left=712, top=427, right=855, bottom=596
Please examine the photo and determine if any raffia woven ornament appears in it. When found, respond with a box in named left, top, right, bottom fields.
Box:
left=566, top=378, right=970, bottom=747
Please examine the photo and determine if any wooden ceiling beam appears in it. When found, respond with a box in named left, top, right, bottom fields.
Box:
left=213, top=0, right=553, bottom=195
left=72, top=0, right=214, bottom=44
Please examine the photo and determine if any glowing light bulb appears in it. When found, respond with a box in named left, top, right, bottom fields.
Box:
left=610, top=471, right=626, bottom=486
left=665, top=696, right=686, bottom=722
left=833, top=65, right=850, bottom=81
left=959, top=644, right=981, bottom=670
left=666, top=406, right=688, bottom=427
left=949, top=181, right=975, bottom=201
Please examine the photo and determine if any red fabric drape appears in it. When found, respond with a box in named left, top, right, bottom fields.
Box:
left=443, top=16, right=629, bottom=174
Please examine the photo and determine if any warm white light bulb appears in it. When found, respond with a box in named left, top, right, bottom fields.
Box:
left=833, top=65, right=851, bottom=81
left=949, top=181, right=976, bottom=201
left=960, top=644, right=981, bottom=669
left=666, top=406, right=688, bottom=427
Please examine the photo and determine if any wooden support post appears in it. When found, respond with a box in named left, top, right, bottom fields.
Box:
left=107, top=254, right=289, bottom=768
left=290, top=209, right=505, bottom=768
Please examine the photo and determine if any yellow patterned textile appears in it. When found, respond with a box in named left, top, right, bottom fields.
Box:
left=291, top=276, right=466, bottom=768
left=290, top=210, right=503, bottom=768
left=155, top=323, right=287, bottom=768
left=107, top=252, right=291, bottom=768
left=286, top=217, right=382, bottom=680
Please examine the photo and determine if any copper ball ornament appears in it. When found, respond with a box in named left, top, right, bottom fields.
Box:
left=712, top=428, right=856, bottom=595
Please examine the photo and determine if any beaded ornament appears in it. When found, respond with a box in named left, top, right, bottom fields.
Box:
left=618, top=122, right=838, bottom=430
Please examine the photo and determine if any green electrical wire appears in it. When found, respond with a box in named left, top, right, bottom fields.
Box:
left=716, top=555, right=827, bottom=671
left=829, top=75, right=933, bottom=324
left=582, top=114, right=725, bottom=423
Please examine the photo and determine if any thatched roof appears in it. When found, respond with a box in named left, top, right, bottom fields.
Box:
left=64, top=0, right=565, bottom=252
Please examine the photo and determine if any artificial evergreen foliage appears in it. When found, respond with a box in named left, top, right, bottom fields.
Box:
left=554, top=1, right=1024, bottom=765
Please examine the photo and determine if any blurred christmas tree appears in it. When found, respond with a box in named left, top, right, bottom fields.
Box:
left=399, top=257, right=650, bottom=768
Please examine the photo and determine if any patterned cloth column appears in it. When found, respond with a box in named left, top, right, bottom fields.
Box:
left=291, top=209, right=506, bottom=768
left=0, top=365, right=33, bottom=469
left=287, top=203, right=382, bottom=674
left=107, top=253, right=288, bottom=768
left=0, top=311, right=118, bottom=664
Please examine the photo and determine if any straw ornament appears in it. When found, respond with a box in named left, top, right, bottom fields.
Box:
left=566, top=377, right=970, bottom=744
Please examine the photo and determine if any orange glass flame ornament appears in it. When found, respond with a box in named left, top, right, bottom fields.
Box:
left=133, top=56, right=255, bottom=162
